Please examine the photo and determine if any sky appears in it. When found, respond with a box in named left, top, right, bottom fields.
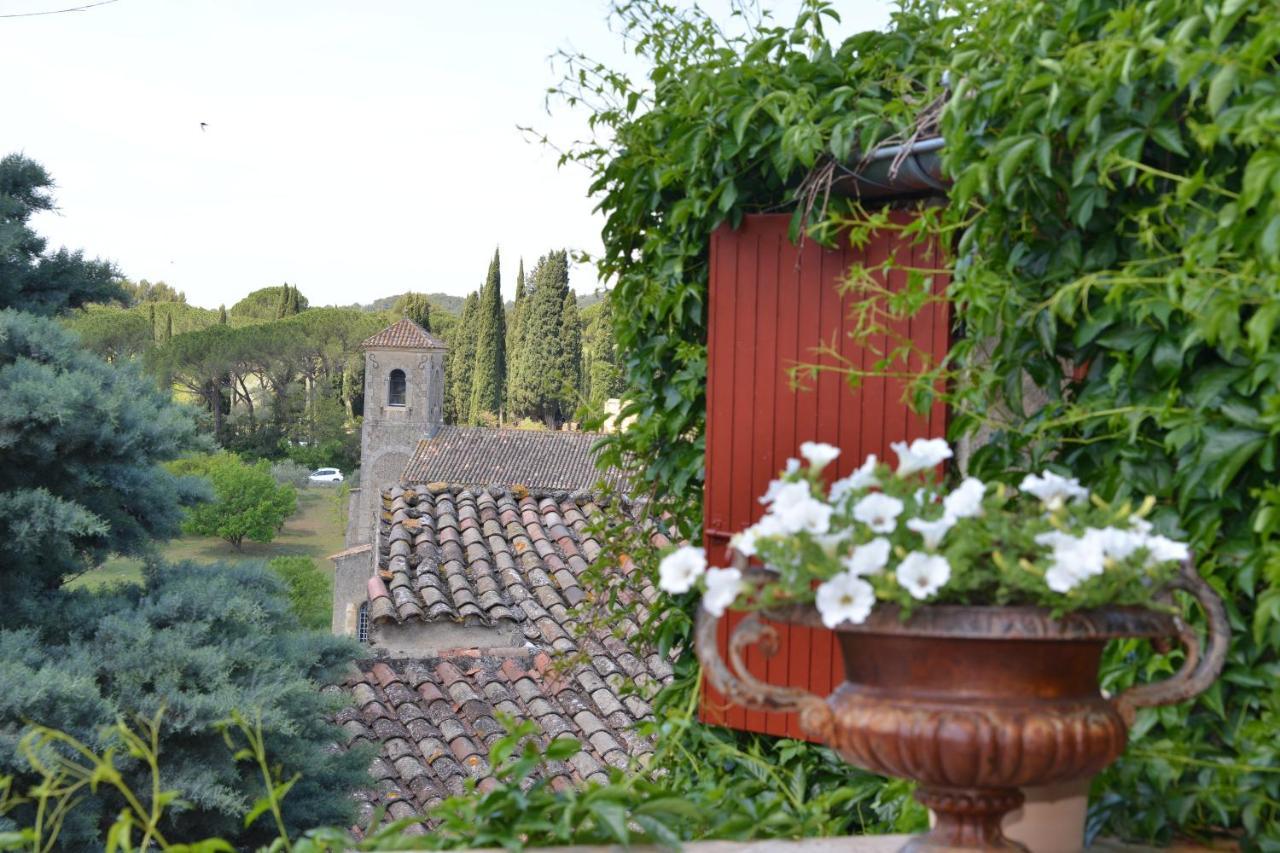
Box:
left=8, top=0, right=894, bottom=309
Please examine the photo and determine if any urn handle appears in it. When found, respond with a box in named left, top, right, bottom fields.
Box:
left=696, top=550, right=834, bottom=737
left=695, top=604, right=834, bottom=739
left=1111, top=560, right=1230, bottom=726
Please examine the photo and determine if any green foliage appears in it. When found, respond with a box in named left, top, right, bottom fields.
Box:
left=269, top=460, right=314, bottom=489
left=447, top=292, right=480, bottom=424
left=266, top=556, right=331, bottom=633
left=0, top=153, right=124, bottom=315
left=64, top=304, right=154, bottom=362
left=541, top=0, right=1277, bottom=844
left=557, top=288, right=583, bottom=412
left=881, top=0, right=1280, bottom=842
left=393, top=292, right=433, bottom=332
left=171, top=454, right=297, bottom=549
left=121, top=278, right=187, bottom=305
left=230, top=285, right=310, bottom=323
left=0, top=562, right=370, bottom=849
left=0, top=309, right=204, bottom=600
left=506, top=250, right=581, bottom=427
left=548, top=1, right=944, bottom=511
left=469, top=248, right=507, bottom=423
left=581, top=295, right=625, bottom=408
left=360, top=291, right=465, bottom=316
left=757, top=0, right=1280, bottom=841
left=4, top=706, right=922, bottom=851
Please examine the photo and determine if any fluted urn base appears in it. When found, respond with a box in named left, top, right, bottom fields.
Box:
left=697, top=586, right=1227, bottom=853
left=901, top=788, right=1029, bottom=852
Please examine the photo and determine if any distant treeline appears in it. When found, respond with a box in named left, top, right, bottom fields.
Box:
left=63, top=265, right=623, bottom=468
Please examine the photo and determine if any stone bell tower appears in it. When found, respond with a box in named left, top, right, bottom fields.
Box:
left=346, top=318, right=446, bottom=546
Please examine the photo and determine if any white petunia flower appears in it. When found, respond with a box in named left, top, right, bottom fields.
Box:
left=943, top=477, right=986, bottom=519
left=829, top=455, right=878, bottom=504
left=729, top=527, right=760, bottom=558
left=842, top=537, right=891, bottom=576
left=658, top=546, right=707, bottom=594
left=774, top=496, right=834, bottom=536
left=814, top=527, right=853, bottom=556
left=761, top=477, right=810, bottom=506
left=784, top=457, right=802, bottom=475
left=1020, top=470, right=1089, bottom=511
left=1042, top=533, right=1106, bottom=593
left=764, top=480, right=813, bottom=510
left=896, top=551, right=951, bottom=600
left=1034, top=529, right=1074, bottom=549
left=1087, top=526, right=1144, bottom=561
left=852, top=492, right=905, bottom=534
left=892, top=438, right=953, bottom=476
left=1045, top=563, right=1083, bottom=593
left=800, top=441, right=841, bottom=471
left=702, top=567, right=746, bottom=617
left=906, top=514, right=956, bottom=550
left=1128, top=516, right=1154, bottom=536
left=1143, top=534, right=1190, bottom=565
left=815, top=571, right=876, bottom=628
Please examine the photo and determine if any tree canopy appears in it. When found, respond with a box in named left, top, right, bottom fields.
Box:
left=469, top=248, right=507, bottom=422
left=169, top=453, right=297, bottom=549
left=394, top=291, right=434, bottom=331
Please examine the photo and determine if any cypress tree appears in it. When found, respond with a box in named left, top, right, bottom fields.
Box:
left=276, top=284, right=289, bottom=318
left=163, top=312, right=173, bottom=341
left=469, top=248, right=506, bottom=423
left=148, top=303, right=156, bottom=340
left=557, top=288, right=584, bottom=419
left=448, top=292, right=480, bottom=424
left=218, top=304, right=227, bottom=325
left=394, top=292, right=433, bottom=332
left=505, top=259, right=528, bottom=414
left=509, top=250, right=570, bottom=426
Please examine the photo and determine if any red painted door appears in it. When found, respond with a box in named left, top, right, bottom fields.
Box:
left=702, top=212, right=950, bottom=737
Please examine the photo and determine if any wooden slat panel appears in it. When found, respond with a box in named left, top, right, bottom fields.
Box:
left=702, top=213, right=951, bottom=739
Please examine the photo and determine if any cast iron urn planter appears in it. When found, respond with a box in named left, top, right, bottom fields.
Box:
left=696, top=561, right=1228, bottom=852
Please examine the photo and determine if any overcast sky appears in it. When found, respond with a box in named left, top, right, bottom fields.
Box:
left=8, top=0, right=893, bottom=309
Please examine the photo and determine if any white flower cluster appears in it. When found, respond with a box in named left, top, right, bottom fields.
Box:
left=655, top=439, right=1192, bottom=628
left=1036, top=520, right=1190, bottom=593
left=657, top=545, right=748, bottom=617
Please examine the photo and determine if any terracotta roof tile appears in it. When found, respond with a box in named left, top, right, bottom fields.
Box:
left=345, top=480, right=676, bottom=831
left=345, top=643, right=665, bottom=825
left=401, top=426, right=625, bottom=491
left=360, top=318, right=447, bottom=351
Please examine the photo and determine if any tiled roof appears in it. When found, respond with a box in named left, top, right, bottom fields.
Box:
left=336, top=648, right=665, bottom=831
left=337, top=483, right=675, bottom=830
left=360, top=318, right=447, bottom=351
left=400, top=426, right=625, bottom=492
left=368, top=484, right=663, bottom=629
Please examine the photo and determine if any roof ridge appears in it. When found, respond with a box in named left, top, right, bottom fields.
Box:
left=360, top=317, right=447, bottom=351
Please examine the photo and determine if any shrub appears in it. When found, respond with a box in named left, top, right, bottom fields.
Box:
left=268, top=556, right=332, bottom=630
left=271, top=459, right=313, bottom=489
left=0, top=561, right=370, bottom=848
left=170, top=453, right=297, bottom=549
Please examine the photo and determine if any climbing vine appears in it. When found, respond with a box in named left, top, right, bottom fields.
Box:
left=543, top=0, right=953, bottom=533
left=933, top=0, right=1280, bottom=843
left=554, top=0, right=1279, bottom=845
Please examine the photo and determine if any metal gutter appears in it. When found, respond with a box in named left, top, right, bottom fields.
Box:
left=826, top=136, right=949, bottom=200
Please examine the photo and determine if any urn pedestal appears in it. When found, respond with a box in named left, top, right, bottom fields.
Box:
left=696, top=564, right=1227, bottom=852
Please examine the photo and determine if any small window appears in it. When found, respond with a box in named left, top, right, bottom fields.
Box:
left=357, top=602, right=370, bottom=643
left=388, top=369, right=406, bottom=406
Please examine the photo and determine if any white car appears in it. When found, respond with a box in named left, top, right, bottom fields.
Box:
left=308, top=467, right=344, bottom=484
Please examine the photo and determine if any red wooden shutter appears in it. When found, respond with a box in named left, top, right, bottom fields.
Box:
left=702, top=213, right=951, bottom=737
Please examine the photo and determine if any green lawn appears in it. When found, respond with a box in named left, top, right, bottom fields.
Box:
left=75, top=487, right=348, bottom=589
